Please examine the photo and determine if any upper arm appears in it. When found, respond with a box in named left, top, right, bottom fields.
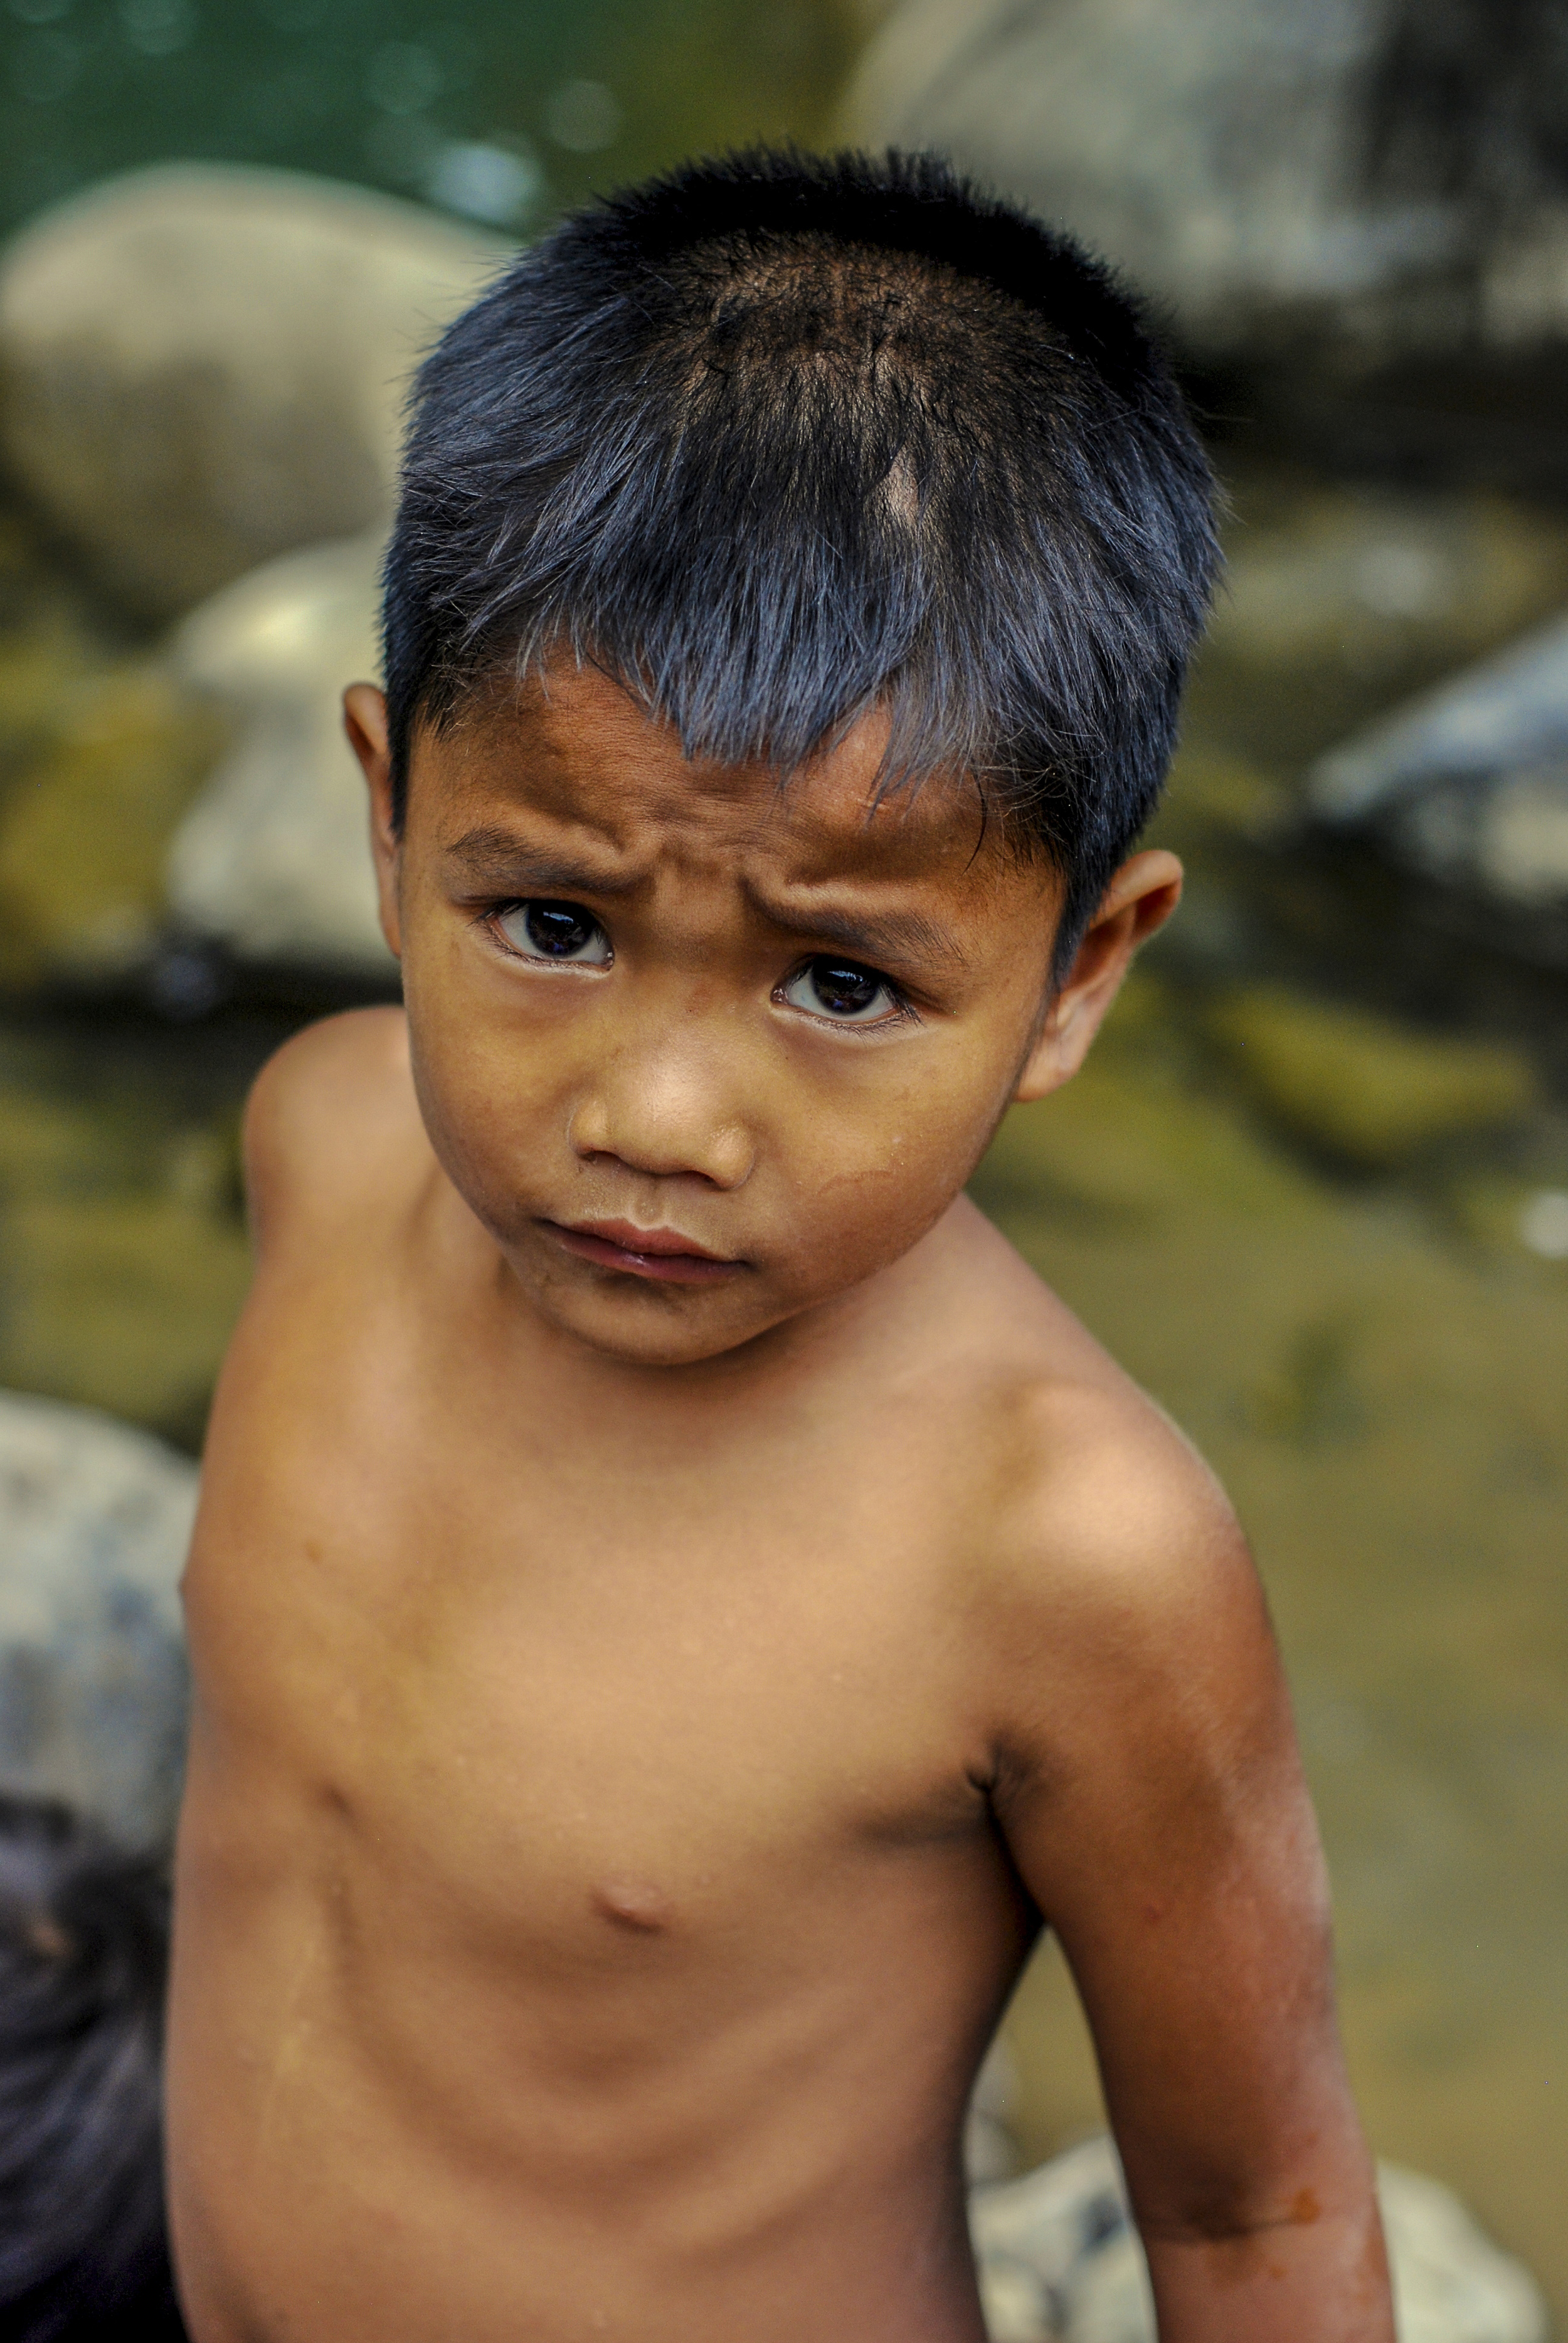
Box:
left=242, top=1006, right=420, bottom=1260
left=982, top=1398, right=1362, bottom=2238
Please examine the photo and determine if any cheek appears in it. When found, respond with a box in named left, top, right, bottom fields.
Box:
left=784, top=1048, right=1009, bottom=1257
left=402, top=975, right=573, bottom=1212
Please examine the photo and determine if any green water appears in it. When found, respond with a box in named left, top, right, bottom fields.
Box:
left=0, top=0, right=852, bottom=237
left=0, top=6, right=1565, bottom=2322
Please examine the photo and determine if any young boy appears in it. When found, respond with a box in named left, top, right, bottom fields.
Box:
left=167, top=150, right=1394, bottom=2342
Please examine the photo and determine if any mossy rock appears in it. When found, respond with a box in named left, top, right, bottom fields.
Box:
left=1209, top=987, right=1537, bottom=1170
left=0, top=664, right=226, bottom=986
left=0, top=1027, right=253, bottom=1447
left=1157, top=746, right=1291, bottom=837
left=973, top=1047, right=1318, bottom=1230
left=0, top=617, right=101, bottom=773
left=0, top=1192, right=251, bottom=1443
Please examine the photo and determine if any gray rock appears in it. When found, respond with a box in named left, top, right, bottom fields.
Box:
left=1308, top=615, right=1568, bottom=943
left=970, top=2136, right=1549, bottom=2342
left=0, top=166, right=502, bottom=619
left=0, top=1391, right=195, bottom=1849
left=1311, top=615, right=1568, bottom=824
left=842, top=0, right=1568, bottom=365
left=166, top=532, right=393, bottom=975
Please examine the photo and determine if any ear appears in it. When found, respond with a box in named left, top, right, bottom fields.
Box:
left=342, top=683, right=402, bottom=960
left=1013, top=850, right=1182, bottom=1103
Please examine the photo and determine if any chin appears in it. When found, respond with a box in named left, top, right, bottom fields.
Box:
left=529, top=1279, right=787, bottom=1369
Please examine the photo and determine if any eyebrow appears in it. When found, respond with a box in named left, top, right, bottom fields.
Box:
left=442, top=827, right=640, bottom=898
left=750, top=895, right=968, bottom=973
left=442, top=826, right=967, bottom=972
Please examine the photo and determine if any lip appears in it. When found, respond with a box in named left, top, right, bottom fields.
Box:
left=543, top=1218, right=744, bottom=1285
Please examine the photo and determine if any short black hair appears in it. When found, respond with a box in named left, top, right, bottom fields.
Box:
left=386, top=146, right=1219, bottom=966
left=0, top=1795, right=185, bottom=2342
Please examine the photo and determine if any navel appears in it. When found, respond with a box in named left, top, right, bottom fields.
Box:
left=592, top=1876, right=674, bottom=1935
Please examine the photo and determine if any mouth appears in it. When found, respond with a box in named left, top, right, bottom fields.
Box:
left=542, top=1218, right=744, bottom=1285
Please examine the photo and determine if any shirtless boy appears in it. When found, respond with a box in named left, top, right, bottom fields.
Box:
left=167, top=150, right=1394, bottom=2342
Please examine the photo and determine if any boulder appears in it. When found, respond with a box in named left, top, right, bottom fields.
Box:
left=0, top=1391, right=194, bottom=1849
left=0, top=166, right=502, bottom=619
left=970, top=2135, right=1549, bottom=2342
left=842, top=0, right=1568, bottom=368
left=1308, top=616, right=1568, bottom=955
left=165, top=533, right=394, bottom=976
left=1205, top=492, right=1568, bottom=692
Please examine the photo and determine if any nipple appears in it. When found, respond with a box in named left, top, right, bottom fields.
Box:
left=593, top=1877, right=674, bottom=1935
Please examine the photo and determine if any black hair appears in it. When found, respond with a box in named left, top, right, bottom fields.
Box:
left=0, top=1795, right=186, bottom=2342
left=386, top=146, right=1219, bottom=970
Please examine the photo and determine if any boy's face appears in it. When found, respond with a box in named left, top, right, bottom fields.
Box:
left=348, top=666, right=1177, bottom=1368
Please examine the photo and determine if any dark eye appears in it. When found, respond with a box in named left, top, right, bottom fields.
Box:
left=780, top=957, right=898, bottom=1023
left=494, top=900, right=611, bottom=965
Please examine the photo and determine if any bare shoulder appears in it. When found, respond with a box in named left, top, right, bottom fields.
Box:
left=945, top=1242, right=1367, bottom=2287
left=999, top=1367, right=1257, bottom=1640
left=243, top=1006, right=430, bottom=1257
left=958, top=1331, right=1299, bottom=1906
left=943, top=1225, right=1278, bottom=1791
left=946, top=1204, right=1253, bottom=1608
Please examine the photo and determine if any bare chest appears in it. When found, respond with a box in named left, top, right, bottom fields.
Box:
left=183, top=1331, right=994, bottom=1970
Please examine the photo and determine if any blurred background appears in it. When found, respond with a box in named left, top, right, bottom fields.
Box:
left=0, top=0, right=1565, bottom=2330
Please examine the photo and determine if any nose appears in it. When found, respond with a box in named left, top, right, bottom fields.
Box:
left=568, top=1024, right=755, bottom=1190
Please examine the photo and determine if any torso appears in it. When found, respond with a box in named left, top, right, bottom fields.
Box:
left=167, top=1014, right=1121, bottom=2343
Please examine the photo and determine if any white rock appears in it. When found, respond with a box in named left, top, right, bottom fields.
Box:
left=972, top=2135, right=1128, bottom=2339
left=1307, top=614, right=1568, bottom=942
left=0, top=165, right=502, bottom=618
left=0, top=1391, right=196, bottom=1848
left=1382, top=2168, right=1550, bottom=2343
left=166, top=533, right=393, bottom=975
left=970, top=2137, right=1548, bottom=2343
left=1519, top=1188, right=1568, bottom=1260
left=842, top=0, right=1568, bottom=364
left=965, top=2037, right=1022, bottom=2185
left=1310, top=615, right=1568, bottom=827
left=1473, top=768, right=1568, bottom=905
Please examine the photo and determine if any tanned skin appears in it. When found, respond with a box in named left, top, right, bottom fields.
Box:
left=167, top=664, right=1394, bottom=2343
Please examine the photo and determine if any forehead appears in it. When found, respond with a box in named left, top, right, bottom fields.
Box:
left=409, top=662, right=1041, bottom=902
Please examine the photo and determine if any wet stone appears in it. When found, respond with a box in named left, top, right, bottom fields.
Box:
left=0, top=1389, right=194, bottom=1848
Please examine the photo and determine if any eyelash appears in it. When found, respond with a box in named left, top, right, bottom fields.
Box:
left=482, top=901, right=918, bottom=1031
left=777, top=960, right=917, bottom=1031
left=486, top=898, right=610, bottom=967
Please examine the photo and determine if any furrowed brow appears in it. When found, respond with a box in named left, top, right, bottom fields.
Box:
left=751, top=891, right=967, bottom=972
left=442, top=827, right=638, bottom=897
